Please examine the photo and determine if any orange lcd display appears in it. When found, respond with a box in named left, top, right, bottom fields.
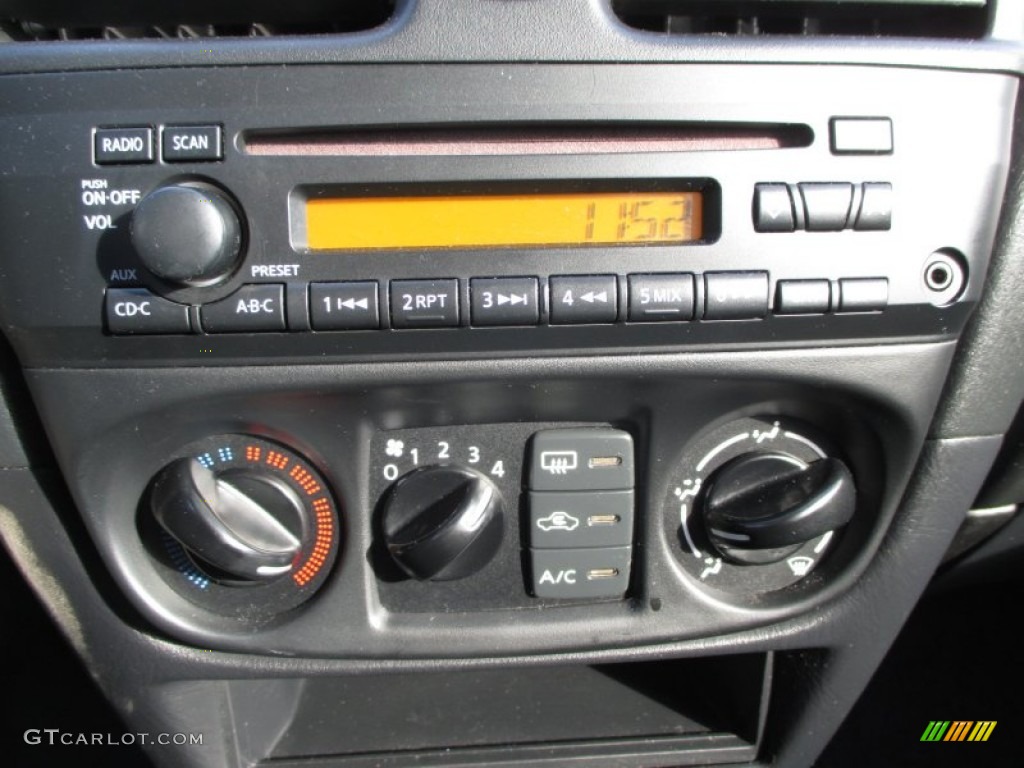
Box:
left=304, top=191, right=703, bottom=250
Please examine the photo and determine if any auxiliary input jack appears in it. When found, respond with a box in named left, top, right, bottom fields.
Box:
left=923, top=249, right=967, bottom=307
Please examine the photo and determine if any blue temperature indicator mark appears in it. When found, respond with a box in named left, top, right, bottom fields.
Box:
left=161, top=532, right=210, bottom=590
left=217, top=447, right=233, bottom=463
left=197, top=453, right=215, bottom=469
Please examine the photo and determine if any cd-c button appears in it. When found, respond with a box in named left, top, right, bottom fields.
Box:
left=391, top=279, right=459, bottom=328
left=106, top=288, right=190, bottom=334
left=201, top=284, right=285, bottom=332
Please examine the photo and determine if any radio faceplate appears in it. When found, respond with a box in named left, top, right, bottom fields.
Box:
left=0, top=63, right=1012, bottom=368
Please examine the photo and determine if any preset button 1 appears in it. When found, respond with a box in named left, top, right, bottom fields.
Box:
left=391, top=279, right=459, bottom=328
left=310, top=282, right=380, bottom=330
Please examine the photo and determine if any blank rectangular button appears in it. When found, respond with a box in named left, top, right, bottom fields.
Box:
left=704, top=272, right=769, bottom=320
left=776, top=280, right=830, bottom=315
left=799, top=183, right=854, bottom=232
left=831, top=118, right=893, bottom=154
left=838, top=278, right=888, bottom=313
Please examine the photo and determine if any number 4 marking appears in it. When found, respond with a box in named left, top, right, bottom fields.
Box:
left=490, top=460, right=505, bottom=478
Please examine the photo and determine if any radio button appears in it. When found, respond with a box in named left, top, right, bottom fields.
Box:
left=310, top=282, right=379, bottom=330
left=162, top=125, right=223, bottom=162
left=550, top=275, right=617, bottom=324
left=776, top=280, right=831, bottom=315
left=854, top=183, right=893, bottom=231
left=704, top=272, right=769, bottom=320
left=105, top=288, right=190, bottom=334
left=470, top=277, right=539, bottom=326
left=753, top=184, right=796, bottom=232
left=201, top=284, right=286, bottom=332
left=799, top=182, right=854, bottom=231
left=838, top=278, right=888, bottom=313
left=94, top=127, right=153, bottom=165
left=391, top=279, right=459, bottom=328
left=627, top=274, right=695, bottom=322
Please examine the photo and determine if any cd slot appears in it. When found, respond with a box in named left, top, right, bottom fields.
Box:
left=243, top=123, right=812, bottom=157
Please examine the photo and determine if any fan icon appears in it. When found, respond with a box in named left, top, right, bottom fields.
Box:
left=385, top=439, right=405, bottom=458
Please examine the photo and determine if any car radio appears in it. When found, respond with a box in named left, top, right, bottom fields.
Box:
left=0, top=63, right=1011, bottom=369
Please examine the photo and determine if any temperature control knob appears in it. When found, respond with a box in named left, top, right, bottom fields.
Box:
left=131, top=181, right=243, bottom=286
left=151, top=459, right=305, bottom=582
left=702, top=452, right=856, bottom=565
left=380, top=466, right=504, bottom=581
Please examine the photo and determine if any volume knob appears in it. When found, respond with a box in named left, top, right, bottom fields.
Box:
left=131, top=181, right=243, bottom=286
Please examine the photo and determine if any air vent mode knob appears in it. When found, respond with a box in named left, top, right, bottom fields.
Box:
left=131, top=181, right=243, bottom=286
left=380, top=466, right=504, bottom=581
left=702, top=452, right=856, bottom=565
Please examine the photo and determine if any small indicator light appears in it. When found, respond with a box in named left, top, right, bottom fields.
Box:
left=587, top=568, right=620, bottom=581
left=588, top=456, right=622, bottom=469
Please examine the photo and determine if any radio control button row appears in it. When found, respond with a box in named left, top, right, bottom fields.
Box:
left=776, top=280, right=831, bottom=315
left=390, top=279, right=459, bottom=328
left=106, top=288, right=190, bottom=334
left=530, top=490, right=634, bottom=549
left=550, top=275, right=618, bottom=324
left=469, top=277, right=539, bottom=327
left=838, top=278, right=889, bottom=313
left=704, top=272, right=769, bottom=320
left=162, top=125, right=223, bottom=162
left=310, top=281, right=380, bottom=330
left=530, top=546, right=632, bottom=599
left=200, top=284, right=286, bottom=333
left=529, top=428, right=634, bottom=492
left=753, top=183, right=796, bottom=233
left=94, top=126, right=153, bottom=165
left=627, top=274, right=695, bottom=322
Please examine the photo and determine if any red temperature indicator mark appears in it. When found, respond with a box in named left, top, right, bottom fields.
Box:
left=266, top=450, right=290, bottom=470
left=289, top=464, right=322, bottom=496
left=245, top=445, right=262, bottom=463
left=293, top=497, right=335, bottom=586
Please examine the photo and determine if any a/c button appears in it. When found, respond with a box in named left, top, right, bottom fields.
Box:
left=106, top=288, right=190, bottom=334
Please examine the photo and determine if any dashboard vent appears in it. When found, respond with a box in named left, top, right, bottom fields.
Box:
left=612, top=0, right=989, bottom=39
left=0, top=0, right=395, bottom=41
